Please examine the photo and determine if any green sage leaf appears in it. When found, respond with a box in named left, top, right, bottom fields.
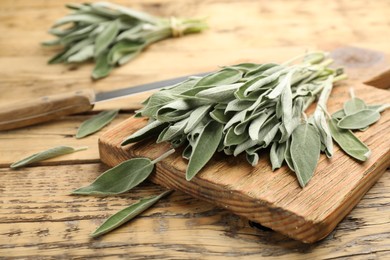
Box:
left=343, top=97, right=367, bottom=115
left=195, top=68, right=242, bottom=87
left=337, top=109, right=381, bottom=130
left=53, top=14, right=109, bottom=27
left=186, top=121, right=223, bottom=180
left=290, top=123, right=321, bottom=187
left=10, top=146, right=87, bottom=169
left=91, top=190, right=173, bottom=237
left=121, top=120, right=168, bottom=145
left=184, top=105, right=211, bottom=134
left=67, top=45, right=94, bottom=63
left=92, top=51, right=114, bottom=80
left=246, top=152, right=259, bottom=166
left=73, top=158, right=154, bottom=195
left=94, top=19, right=121, bottom=57
left=76, top=110, right=119, bottom=138
left=331, top=109, right=346, bottom=119
left=328, top=118, right=371, bottom=161
left=270, top=142, right=286, bottom=170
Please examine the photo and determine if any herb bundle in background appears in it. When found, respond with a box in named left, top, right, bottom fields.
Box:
left=43, top=2, right=207, bottom=79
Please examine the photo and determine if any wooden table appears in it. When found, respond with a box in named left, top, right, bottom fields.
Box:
left=1, top=0, right=389, bottom=258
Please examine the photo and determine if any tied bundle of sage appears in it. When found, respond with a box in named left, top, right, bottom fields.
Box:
left=43, top=2, right=207, bottom=79
left=118, top=51, right=349, bottom=188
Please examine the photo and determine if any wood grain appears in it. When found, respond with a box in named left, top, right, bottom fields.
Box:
left=1, top=0, right=390, bottom=257
left=0, top=114, right=132, bottom=167
left=0, top=164, right=389, bottom=259
left=99, top=47, right=390, bottom=243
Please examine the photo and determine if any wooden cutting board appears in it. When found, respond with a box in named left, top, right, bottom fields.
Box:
left=99, top=47, right=390, bottom=243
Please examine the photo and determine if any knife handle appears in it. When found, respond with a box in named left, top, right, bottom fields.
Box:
left=0, top=89, right=95, bottom=131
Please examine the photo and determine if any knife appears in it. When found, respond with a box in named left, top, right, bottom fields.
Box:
left=0, top=72, right=209, bottom=131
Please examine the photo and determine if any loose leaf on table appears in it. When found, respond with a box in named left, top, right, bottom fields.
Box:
left=91, top=190, right=173, bottom=237
left=328, top=118, right=371, bottom=161
left=186, top=121, right=223, bottom=181
left=344, top=97, right=366, bottom=115
left=73, top=149, right=175, bottom=195
left=331, top=109, right=346, bottom=119
left=72, top=158, right=154, bottom=195
left=337, top=109, right=381, bottom=130
left=290, top=123, right=321, bottom=187
left=76, top=110, right=119, bottom=138
left=10, top=146, right=88, bottom=169
left=343, top=88, right=367, bottom=115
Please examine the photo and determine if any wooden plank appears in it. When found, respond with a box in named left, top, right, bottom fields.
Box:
left=0, top=164, right=389, bottom=259
left=99, top=47, right=390, bottom=243
left=0, top=113, right=133, bottom=167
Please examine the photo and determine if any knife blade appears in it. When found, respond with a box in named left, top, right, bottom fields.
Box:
left=0, top=72, right=209, bottom=131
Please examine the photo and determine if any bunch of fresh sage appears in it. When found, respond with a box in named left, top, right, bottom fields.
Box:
left=119, top=51, right=349, bottom=188
left=43, top=2, right=207, bottom=79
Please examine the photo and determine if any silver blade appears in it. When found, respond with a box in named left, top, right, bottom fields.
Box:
left=95, top=72, right=210, bottom=103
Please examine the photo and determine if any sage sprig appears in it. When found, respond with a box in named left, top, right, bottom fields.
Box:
left=333, top=89, right=389, bottom=130
left=44, top=2, right=207, bottom=79
left=91, top=190, right=172, bottom=237
left=73, top=149, right=175, bottom=195
left=76, top=109, right=119, bottom=138
left=326, top=88, right=389, bottom=161
left=122, top=51, right=348, bottom=187
left=10, top=146, right=88, bottom=169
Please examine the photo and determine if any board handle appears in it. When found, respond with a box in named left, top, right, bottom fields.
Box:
left=0, top=89, right=95, bottom=131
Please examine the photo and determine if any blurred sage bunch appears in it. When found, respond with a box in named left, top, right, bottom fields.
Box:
left=43, top=2, right=207, bottom=79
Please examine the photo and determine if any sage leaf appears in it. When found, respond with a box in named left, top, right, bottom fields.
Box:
left=290, top=123, right=321, bottom=187
left=328, top=118, right=371, bottom=161
left=94, top=20, right=120, bottom=57
left=344, top=97, right=367, bottom=115
left=186, top=121, right=223, bottom=181
left=107, top=40, right=144, bottom=65
left=196, top=83, right=243, bottom=102
left=73, top=158, right=154, bottom=195
left=224, top=127, right=248, bottom=146
left=67, top=45, right=94, bottom=63
left=10, top=146, right=87, bottom=169
left=91, top=190, right=173, bottom=237
left=337, top=109, right=381, bottom=130
left=184, top=105, right=211, bottom=134
left=266, top=69, right=294, bottom=99
left=210, top=108, right=230, bottom=124
left=332, top=109, right=346, bottom=119
left=270, top=142, right=286, bottom=170
left=284, top=138, right=295, bottom=172
left=195, top=68, right=242, bottom=87
left=158, top=118, right=188, bottom=142
left=246, top=152, right=259, bottom=166
left=121, top=120, right=168, bottom=145
left=76, top=110, right=119, bottom=138
left=343, top=88, right=367, bottom=115
left=92, top=51, right=114, bottom=80
left=53, top=14, right=109, bottom=27
left=248, top=111, right=272, bottom=140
